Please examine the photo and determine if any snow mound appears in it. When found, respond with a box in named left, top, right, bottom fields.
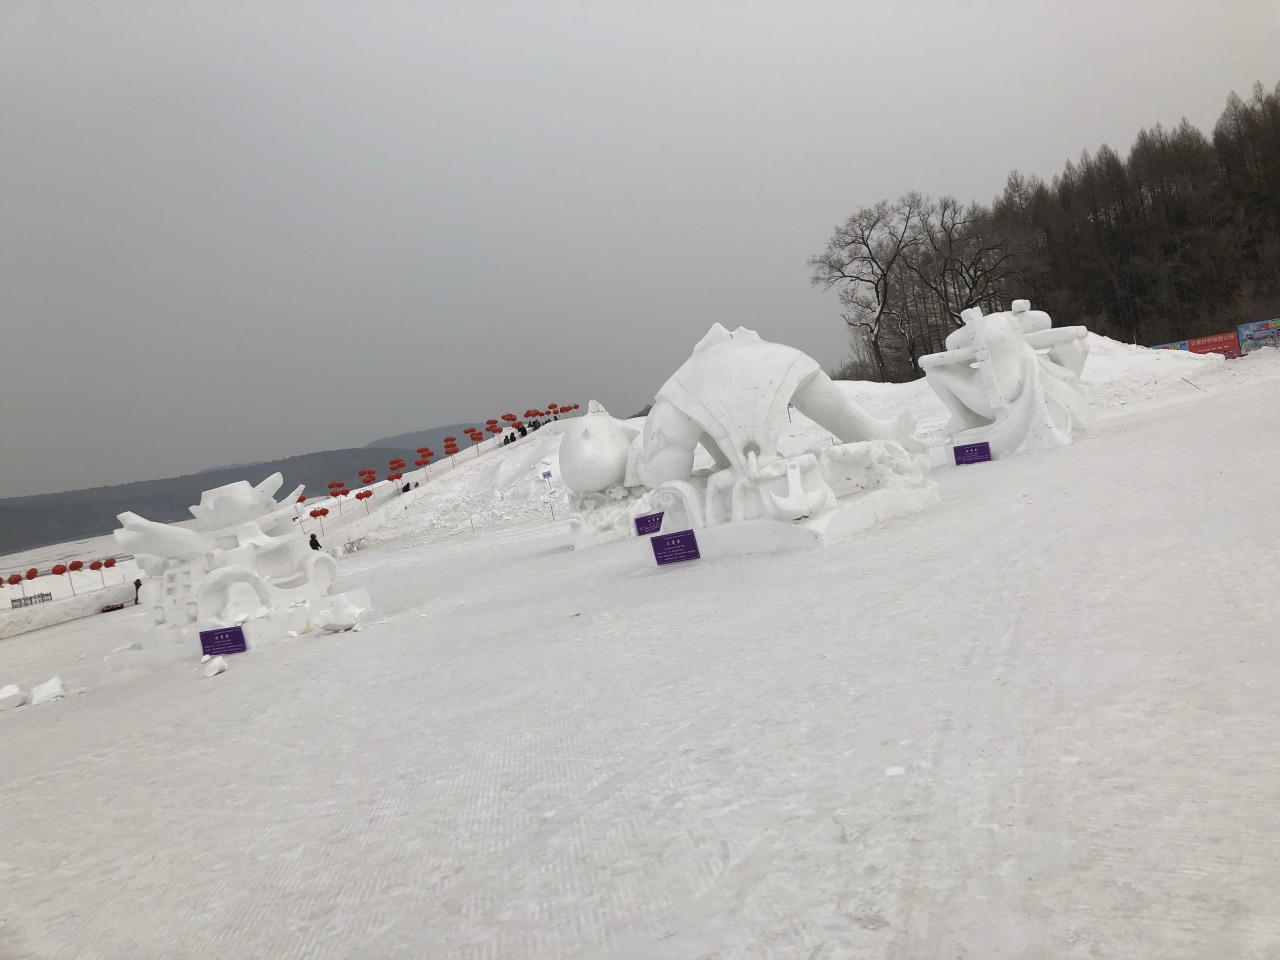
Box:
left=367, top=433, right=571, bottom=543
left=1082, top=332, right=1223, bottom=384
left=30, top=677, right=64, bottom=705
left=0, top=684, right=27, bottom=710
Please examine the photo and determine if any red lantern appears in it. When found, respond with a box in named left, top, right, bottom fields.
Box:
left=104, top=557, right=116, bottom=569
left=502, top=413, right=517, bottom=422
left=297, top=495, right=307, bottom=503
left=88, top=561, right=102, bottom=572
left=7, top=574, right=21, bottom=586
left=26, top=568, right=38, bottom=580
left=69, top=560, right=83, bottom=572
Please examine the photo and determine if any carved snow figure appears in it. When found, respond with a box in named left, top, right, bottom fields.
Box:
left=108, top=474, right=369, bottom=670
left=559, top=325, right=938, bottom=554
left=919, top=300, right=1094, bottom=459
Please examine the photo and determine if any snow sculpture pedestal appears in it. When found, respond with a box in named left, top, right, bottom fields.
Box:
left=920, top=300, right=1094, bottom=460
left=559, top=324, right=938, bottom=556
left=107, top=474, right=370, bottom=671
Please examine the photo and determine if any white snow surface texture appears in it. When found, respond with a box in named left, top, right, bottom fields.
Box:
left=1, top=337, right=1279, bottom=959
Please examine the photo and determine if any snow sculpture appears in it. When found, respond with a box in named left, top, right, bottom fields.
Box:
left=559, top=324, right=938, bottom=554
left=108, top=474, right=370, bottom=670
left=920, top=300, right=1094, bottom=459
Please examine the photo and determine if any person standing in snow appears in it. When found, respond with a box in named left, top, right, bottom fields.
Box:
left=133, top=578, right=142, bottom=604
left=309, top=533, right=322, bottom=551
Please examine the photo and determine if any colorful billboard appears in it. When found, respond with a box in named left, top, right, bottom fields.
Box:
left=1187, top=331, right=1241, bottom=359
left=1151, top=341, right=1189, bottom=351
left=1238, top=318, right=1280, bottom=356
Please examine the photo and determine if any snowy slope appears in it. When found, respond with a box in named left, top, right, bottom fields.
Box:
left=1, top=340, right=1279, bottom=960
left=365, top=336, right=1261, bottom=543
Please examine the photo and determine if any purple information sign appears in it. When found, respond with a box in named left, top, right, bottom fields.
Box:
left=953, top=441, right=992, bottom=465
left=634, top=511, right=665, bottom=536
left=199, top=625, right=248, bottom=657
left=651, top=529, right=701, bottom=566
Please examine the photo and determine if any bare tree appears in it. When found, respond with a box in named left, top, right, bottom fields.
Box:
left=906, top=196, right=1019, bottom=322
left=808, top=193, right=925, bottom=381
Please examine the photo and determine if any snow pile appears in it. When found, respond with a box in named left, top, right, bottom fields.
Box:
left=365, top=429, right=576, bottom=544
left=29, top=676, right=63, bottom=705
left=1082, top=333, right=1226, bottom=411
left=314, top=593, right=363, bottom=633
left=0, top=684, right=27, bottom=710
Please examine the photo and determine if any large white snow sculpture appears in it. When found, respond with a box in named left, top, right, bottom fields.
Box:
left=919, top=300, right=1094, bottom=459
left=108, top=474, right=370, bottom=669
left=559, top=324, right=938, bottom=554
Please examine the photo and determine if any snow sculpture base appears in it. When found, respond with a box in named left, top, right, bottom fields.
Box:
left=102, top=588, right=372, bottom=672
left=645, top=485, right=940, bottom=561
left=921, top=300, right=1094, bottom=460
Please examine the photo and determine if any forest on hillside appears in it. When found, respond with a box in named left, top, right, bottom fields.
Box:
left=812, top=81, right=1280, bottom=381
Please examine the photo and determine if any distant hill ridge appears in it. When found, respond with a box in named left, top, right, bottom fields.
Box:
left=0, top=425, right=473, bottom=555
left=364, top=423, right=481, bottom=452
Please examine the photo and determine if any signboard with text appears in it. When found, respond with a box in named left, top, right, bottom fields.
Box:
left=1238, top=319, right=1280, bottom=356
left=1151, top=341, right=1189, bottom=351
left=651, top=530, right=701, bottom=566
left=199, top=625, right=248, bottom=657
left=953, top=442, right=992, bottom=466
left=1187, top=331, right=1241, bottom=359
left=634, top=512, right=665, bottom=536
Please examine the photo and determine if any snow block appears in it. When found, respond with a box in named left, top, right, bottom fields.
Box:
left=315, top=593, right=363, bottom=633
left=0, top=684, right=27, bottom=710
left=30, top=677, right=64, bottom=705
left=204, top=656, right=228, bottom=678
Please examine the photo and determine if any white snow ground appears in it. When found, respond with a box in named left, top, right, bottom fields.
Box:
left=1, top=340, right=1279, bottom=959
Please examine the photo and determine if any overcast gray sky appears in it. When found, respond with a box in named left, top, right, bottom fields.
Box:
left=2, top=0, right=1277, bottom=497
